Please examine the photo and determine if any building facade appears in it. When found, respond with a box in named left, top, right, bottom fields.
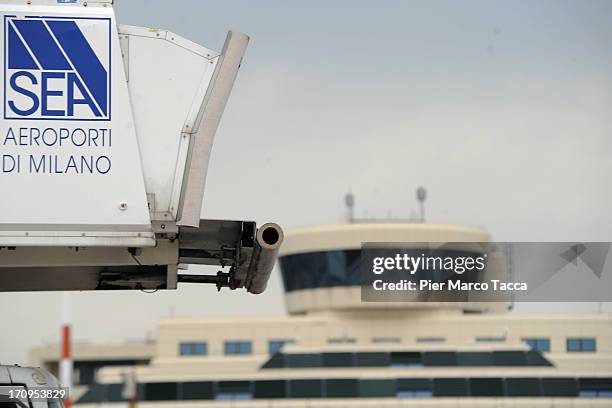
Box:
left=30, top=223, right=612, bottom=406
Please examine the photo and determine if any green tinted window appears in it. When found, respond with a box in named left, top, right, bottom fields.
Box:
left=142, top=382, right=177, bottom=401
left=286, top=353, right=322, bottom=368
left=326, top=379, right=358, bottom=398
left=433, top=378, right=468, bottom=396
left=322, top=352, right=354, bottom=367
left=289, top=379, right=323, bottom=398
left=359, top=379, right=396, bottom=397
left=217, top=381, right=250, bottom=394
left=526, top=350, right=553, bottom=366
left=423, top=351, right=456, bottom=366
left=541, top=378, right=578, bottom=396
left=216, top=381, right=252, bottom=400
left=505, top=378, right=542, bottom=396
left=469, top=378, right=504, bottom=396
left=355, top=352, right=389, bottom=367
left=456, top=352, right=493, bottom=366
left=253, top=380, right=286, bottom=398
left=493, top=351, right=527, bottom=366
left=106, top=384, right=124, bottom=402
left=181, top=381, right=214, bottom=400
left=579, top=378, right=612, bottom=391
left=397, top=378, right=431, bottom=391
left=390, top=352, right=422, bottom=367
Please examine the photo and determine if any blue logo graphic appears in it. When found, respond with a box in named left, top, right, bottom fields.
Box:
left=4, top=16, right=111, bottom=121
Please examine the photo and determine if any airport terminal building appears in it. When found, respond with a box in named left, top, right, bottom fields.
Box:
left=30, top=223, right=612, bottom=406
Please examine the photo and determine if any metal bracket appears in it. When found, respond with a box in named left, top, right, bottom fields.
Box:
left=177, top=270, right=231, bottom=291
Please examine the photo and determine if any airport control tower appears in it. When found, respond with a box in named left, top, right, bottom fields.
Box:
left=278, top=189, right=508, bottom=315
left=278, top=221, right=508, bottom=315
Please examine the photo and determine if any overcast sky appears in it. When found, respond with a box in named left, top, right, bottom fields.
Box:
left=2, top=0, right=612, bottom=364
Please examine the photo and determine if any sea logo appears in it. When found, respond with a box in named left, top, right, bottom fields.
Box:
left=4, top=16, right=111, bottom=121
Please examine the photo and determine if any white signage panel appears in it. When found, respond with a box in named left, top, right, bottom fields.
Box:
left=0, top=4, right=152, bottom=246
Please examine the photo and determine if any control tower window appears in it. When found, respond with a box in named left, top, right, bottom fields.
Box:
left=279, top=250, right=361, bottom=292
left=279, top=248, right=485, bottom=293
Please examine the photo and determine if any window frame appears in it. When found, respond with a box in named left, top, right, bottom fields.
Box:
left=224, top=340, right=253, bottom=355
left=179, top=341, right=208, bottom=356
left=567, top=337, right=596, bottom=352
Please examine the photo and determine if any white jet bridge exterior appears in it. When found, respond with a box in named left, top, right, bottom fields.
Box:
left=0, top=0, right=283, bottom=293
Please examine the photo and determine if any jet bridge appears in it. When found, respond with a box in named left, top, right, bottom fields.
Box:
left=0, top=0, right=283, bottom=293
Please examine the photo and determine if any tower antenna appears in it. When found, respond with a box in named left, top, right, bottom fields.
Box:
left=344, top=190, right=355, bottom=223
left=416, top=186, right=427, bottom=222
